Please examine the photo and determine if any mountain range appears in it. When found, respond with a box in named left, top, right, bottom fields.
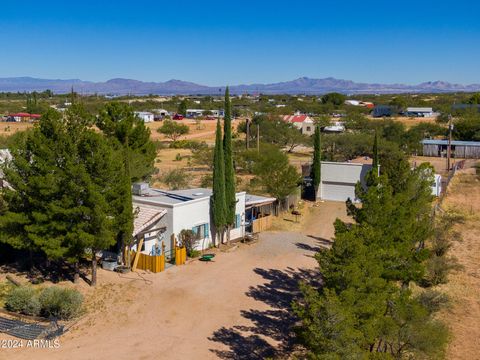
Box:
left=0, top=76, right=479, bottom=95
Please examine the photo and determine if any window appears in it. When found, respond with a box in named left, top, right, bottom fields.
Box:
left=234, top=214, right=241, bottom=229
left=192, top=223, right=209, bottom=239
left=306, top=126, right=311, bottom=132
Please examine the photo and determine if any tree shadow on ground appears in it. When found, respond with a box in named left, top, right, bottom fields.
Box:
left=209, top=266, right=321, bottom=359
left=295, top=236, right=333, bottom=253
left=0, top=255, right=89, bottom=285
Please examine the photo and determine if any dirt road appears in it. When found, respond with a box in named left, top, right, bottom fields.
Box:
left=6, top=202, right=347, bottom=360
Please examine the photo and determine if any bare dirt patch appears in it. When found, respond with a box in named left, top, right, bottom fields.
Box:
left=4, top=201, right=348, bottom=360
left=437, top=170, right=480, bottom=360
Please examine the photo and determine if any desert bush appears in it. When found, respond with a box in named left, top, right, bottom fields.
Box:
left=39, top=287, right=83, bottom=320
left=162, top=168, right=188, bottom=190
left=5, top=286, right=41, bottom=316
left=179, top=229, right=200, bottom=257
left=416, top=290, right=450, bottom=314
left=169, top=140, right=207, bottom=150
left=423, top=255, right=461, bottom=287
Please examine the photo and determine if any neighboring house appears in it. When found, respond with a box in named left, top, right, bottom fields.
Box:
left=7, top=113, right=41, bottom=122
left=186, top=109, right=224, bottom=118
left=153, top=109, right=170, bottom=121
left=134, top=111, right=154, bottom=123
left=345, top=100, right=374, bottom=108
left=131, top=185, right=248, bottom=255
left=421, top=139, right=480, bottom=159
left=302, top=161, right=373, bottom=202
left=405, top=107, right=435, bottom=117
left=282, top=114, right=315, bottom=135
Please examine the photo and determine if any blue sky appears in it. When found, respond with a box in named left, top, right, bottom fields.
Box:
left=1, top=0, right=479, bottom=85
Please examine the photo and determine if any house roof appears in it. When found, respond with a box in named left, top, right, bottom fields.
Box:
left=133, top=205, right=167, bottom=237
left=9, top=113, right=41, bottom=118
left=421, top=139, right=480, bottom=146
left=282, top=115, right=312, bottom=123
left=133, top=187, right=212, bottom=206
left=245, top=194, right=276, bottom=208
left=406, top=107, right=433, bottom=112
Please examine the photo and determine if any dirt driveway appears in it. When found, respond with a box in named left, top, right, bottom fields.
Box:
left=6, top=202, right=347, bottom=360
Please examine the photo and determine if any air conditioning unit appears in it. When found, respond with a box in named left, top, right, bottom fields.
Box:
left=132, top=182, right=149, bottom=196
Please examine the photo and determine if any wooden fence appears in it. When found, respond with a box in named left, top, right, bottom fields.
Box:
left=252, top=215, right=272, bottom=233
left=131, top=251, right=165, bottom=273
left=129, top=247, right=187, bottom=273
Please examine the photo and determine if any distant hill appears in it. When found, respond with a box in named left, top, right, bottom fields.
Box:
left=0, top=76, right=479, bottom=95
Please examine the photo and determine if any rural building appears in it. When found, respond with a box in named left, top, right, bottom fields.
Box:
left=7, top=113, right=41, bottom=122
left=345, top=100, right=374, bottom=108
left=134, top=111, right=154, bottom=123
left=186, top=109, right=225, bottom=118
left=372, top=105, right=393, bottom=117
left=421, top=139, right=480, bottom=159
left=282, top=114, right=315, bottom=135
left=131, top=184, right=274, bottom=256
left=153, top=109, right=170, bottom=120
left=323, top=121, right=345, bottom=133
left=302, top=161, right=372, bottom=202
left=452, top=104, right=480, bottom=113
left=405, top=107, right=435, bottom=117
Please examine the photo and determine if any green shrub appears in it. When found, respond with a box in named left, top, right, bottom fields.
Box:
left=169, top=140, right=207, bottom=150
left=5, top=286, right=41, bottom=316
left=39, top=287, right=83, bottom=320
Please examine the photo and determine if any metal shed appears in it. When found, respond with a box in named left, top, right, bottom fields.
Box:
left=421, top=139, right=480, bottom=159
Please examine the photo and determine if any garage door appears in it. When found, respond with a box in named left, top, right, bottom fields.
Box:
left=321, top=181, right=356, bottom=202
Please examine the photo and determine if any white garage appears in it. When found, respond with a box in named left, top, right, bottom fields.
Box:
left=318, top=162, right=372, bottom=202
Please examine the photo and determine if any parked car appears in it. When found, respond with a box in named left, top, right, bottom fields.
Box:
left=173, top=114, right=184, bottom=120
left=204, top=115, right=216, bottom=120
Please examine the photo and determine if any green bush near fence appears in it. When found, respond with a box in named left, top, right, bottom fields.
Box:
left=5, top=286, right=41, bottom=316
left=4, top=286, right=83, bottom=320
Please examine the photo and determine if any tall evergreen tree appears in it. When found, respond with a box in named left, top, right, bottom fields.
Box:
left=223, top=87, right=236, bottom=244
left=211, top=119, right=226, bottom=246
left=97, top=103, right=156, bottom=264
left=311, top=124, right=322, bottom=199
left=0, top=106, right=119, bottom=285
left=372, top=130, right=379, bottom=176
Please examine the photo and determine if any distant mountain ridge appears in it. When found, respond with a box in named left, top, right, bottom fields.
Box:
left=0, top=76, right=479, bottom=95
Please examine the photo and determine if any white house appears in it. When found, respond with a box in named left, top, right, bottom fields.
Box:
left=134, top=111, right=154, bottom=123
left=318, top=161, right=372, bottom=202
left=132, top=185, right=247, bottom=255
left=282, top=114, right=315, bottom=136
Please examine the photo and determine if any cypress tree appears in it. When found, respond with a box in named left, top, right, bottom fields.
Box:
left=311, top=124, right=321, bottom=199
left=211, top=119, right=226, bottom=245
left=372, top=130, right=379, bottom=176
left=223, top=87, right=236, bottom=243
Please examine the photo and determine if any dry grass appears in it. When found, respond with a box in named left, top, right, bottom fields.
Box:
left=368, top=116, right=439, bottom=129
left=436, top=169, right=480, bottom=359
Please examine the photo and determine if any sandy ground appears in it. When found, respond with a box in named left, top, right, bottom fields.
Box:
left=437, top=168, right=480, bottom=360
left=4, top=202, right=348, bottom=360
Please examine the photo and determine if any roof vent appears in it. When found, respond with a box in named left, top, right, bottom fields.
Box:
left=192, top=192, right=204, bottom=196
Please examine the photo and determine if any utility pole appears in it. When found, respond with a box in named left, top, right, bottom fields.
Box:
left=246, top=119, right=250, bottom=149
left=447, top=114, right=453, bottom=171
left=256, top=124, right=260, bottom=152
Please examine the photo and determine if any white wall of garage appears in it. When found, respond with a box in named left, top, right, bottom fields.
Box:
left=319, top=162, right=373, bottom=202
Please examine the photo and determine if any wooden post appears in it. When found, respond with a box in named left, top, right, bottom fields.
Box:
left=132, top=237, right=144, bottom=271
left=246, top=119, right=250, bottom=149
left=257, top=124, right=260, bottom=152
